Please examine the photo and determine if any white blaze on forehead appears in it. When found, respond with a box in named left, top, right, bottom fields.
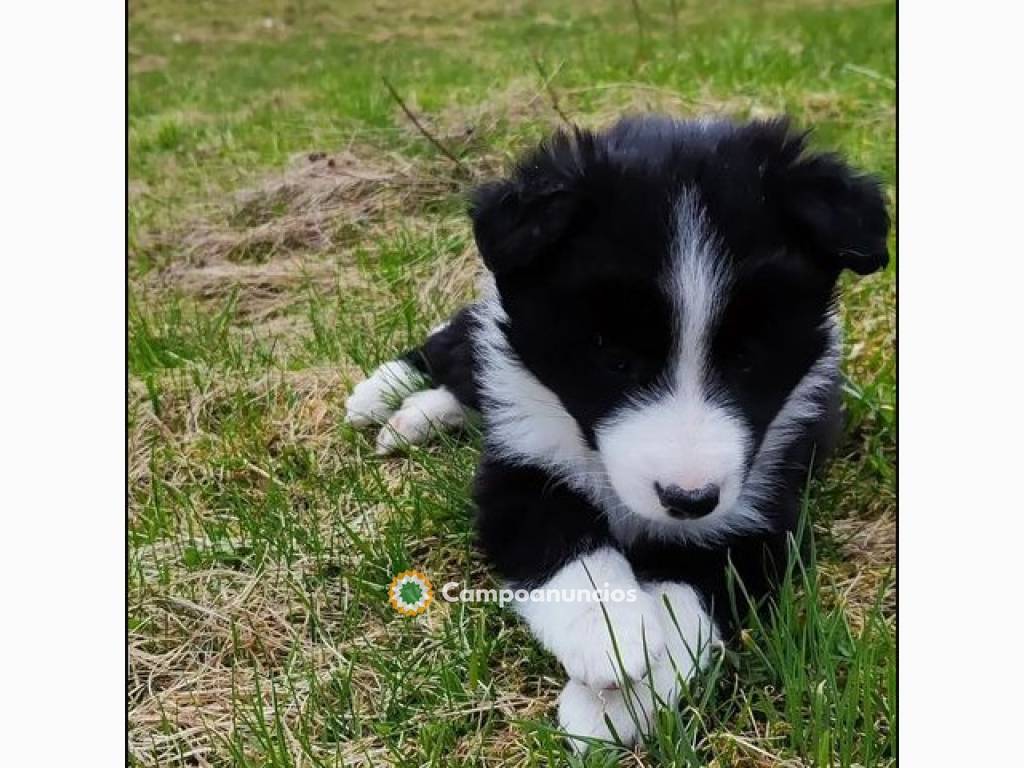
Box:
left=669, top=189, right=730, bottom=401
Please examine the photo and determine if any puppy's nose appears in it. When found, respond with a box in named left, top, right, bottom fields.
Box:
left=655, top=483, right=720, bottom=519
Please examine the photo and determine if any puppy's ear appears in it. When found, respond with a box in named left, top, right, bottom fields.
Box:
left=756, top=120, right=891, bottom=275
left=469, top=129, right=593, bottom=275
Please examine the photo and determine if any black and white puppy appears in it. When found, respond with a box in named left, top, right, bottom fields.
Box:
left=345, top=115, right=889, bottom=748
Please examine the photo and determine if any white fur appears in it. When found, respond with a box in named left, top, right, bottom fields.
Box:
left=472, top=291, right=597, bottom=479
left=670, top=191, right=729, bottom=393
left=597, top=192, right=749, bottom=529
left=597, top=393, right=750, bottom=526
left=513, top=547, right=666, bottom=690
left=558, top=680, right=634, bottom=753
left=557, top=581, right=721, bottom=752
left=344, top=360, right=423, bottom=427
left=375, top=387, right=467, bottom=455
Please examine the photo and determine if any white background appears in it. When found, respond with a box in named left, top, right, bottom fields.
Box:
left=0, top=2, right=125, bottom=763
left=899, top=1, right=1024, bottom=765
left=0, top=1, right=1021, bottom=764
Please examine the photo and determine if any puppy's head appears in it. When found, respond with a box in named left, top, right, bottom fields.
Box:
left=471, top=116, right=889, bottom=529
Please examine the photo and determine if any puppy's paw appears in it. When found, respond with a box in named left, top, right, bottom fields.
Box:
left=556, top=582, right=724, bottom=754
left=374, top=388, right=467, bottom=455
left=557, top=679, right=638, bottom=753
left=516, top=548, right=665, bottom=690
left=344, top=360, right=422, bottom=428
left=644, top=581, right=722, bottom=683
left=560, top=589, right=666, bottom=689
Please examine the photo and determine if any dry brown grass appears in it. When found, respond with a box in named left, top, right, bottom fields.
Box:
left=128, top=365, right=361, bottom=495
left=136, top=144, right=472, bottom=348
left=160, top=149, right=455, bottom=267
left=129, top=556, right=388, bottom=766
left=397, top=79, right=559, bottom=147
left=831, top=512, right=896, bottom=623
left=402, top=78, right=882, bottom=176
left=129, top=360, right=397, bottom=765
left=129, top=0, right=535, bottom=48
left=158, top=260, right=346, bottom=324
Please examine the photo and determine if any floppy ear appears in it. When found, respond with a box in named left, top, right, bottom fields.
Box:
left=757, top=121, right=891, bottom=275
left=469, top=128, right=594, bottom=276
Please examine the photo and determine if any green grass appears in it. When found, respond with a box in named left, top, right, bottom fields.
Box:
left=128, top=1, right=895, bottom=765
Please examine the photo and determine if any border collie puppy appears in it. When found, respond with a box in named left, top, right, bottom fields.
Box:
left=345, top=115, right=889, bottom=749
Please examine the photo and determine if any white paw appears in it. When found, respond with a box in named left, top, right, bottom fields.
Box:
left=374, top=387, right=467, bottom=455
left=562, top=590, right=666, bottom=689
left=557, top=679, right=638, bottom=753
left=516, top=548, right=666, bottom=690
left=556, top=582, right=723, bottom=754
left=344, top=360, right=422, bottom=428
left=645, top=581, right=721, bottom=683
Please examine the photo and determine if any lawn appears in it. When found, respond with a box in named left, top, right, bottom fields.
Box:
left=127, top=1, right=895, bottom=765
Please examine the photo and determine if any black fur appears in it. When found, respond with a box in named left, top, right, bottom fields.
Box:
left=401, top=307, right=481, bottom=411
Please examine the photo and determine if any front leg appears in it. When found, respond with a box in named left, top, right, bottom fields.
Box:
left=515, top=548, right=667, bottom=689
left=558, top=581, right=721, bottom=752
left=555, top=530, right=785, bottom=750
left=344, top=305, right=481, bottom=453
left=474, top=459, right=666, bottom=690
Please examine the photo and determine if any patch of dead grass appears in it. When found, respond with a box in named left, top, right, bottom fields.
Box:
left=138, top=146, right=467, bottom=341
left=128, top=366, right=360, bottom=507
left=392, top=79, right=795, bottom=190
left=819, top=511, right=895, bottom=629
left=128, top=557, right=391, bottom=766
left=407, top=78, right=813, bottom=168
left=168, top=149, right=454, bottom=267
left=129, top=52, right=168, bottom=74
left=400, top=78, right=559, bottom=147
left=414, top=238, right=481, bottom=310
left=159, top=259, right=347, bottom=325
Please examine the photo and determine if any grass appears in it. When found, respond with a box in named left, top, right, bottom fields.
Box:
left=128, top=1, right=895, bottom=765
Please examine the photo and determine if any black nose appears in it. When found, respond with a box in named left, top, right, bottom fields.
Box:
left=655, top=483, right=720, bottom=519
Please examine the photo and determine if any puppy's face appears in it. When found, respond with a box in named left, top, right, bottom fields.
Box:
left=472, top=117, right=888, bottom=527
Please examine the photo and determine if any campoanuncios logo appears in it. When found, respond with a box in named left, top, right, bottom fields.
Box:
left=388, top=570, right=433, bottom=616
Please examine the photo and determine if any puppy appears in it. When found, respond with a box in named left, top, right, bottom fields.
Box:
left=345, top=115, right=889, bottom=749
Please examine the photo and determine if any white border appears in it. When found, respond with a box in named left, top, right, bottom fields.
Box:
left=0, top=2, right=125, bottom=763
left=901, top=2, right=1024, bottom=765
left=4, top=1, right=1024, bottom=764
